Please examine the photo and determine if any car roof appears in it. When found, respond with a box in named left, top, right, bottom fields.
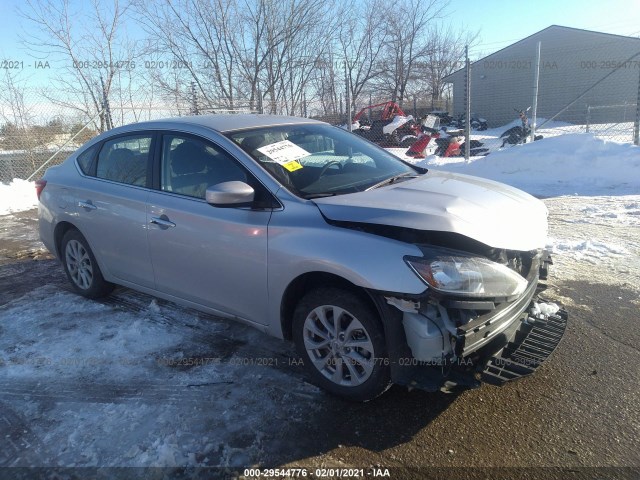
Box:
left=124, top=114, right=326, bottom=134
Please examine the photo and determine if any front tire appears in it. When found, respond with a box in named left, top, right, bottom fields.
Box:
left=293, top=288, right=391, bottom=401
left=61, top=229, right=114, bottom=299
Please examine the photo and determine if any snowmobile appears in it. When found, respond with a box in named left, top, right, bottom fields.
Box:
left=470, top=114, right=488, bottom=131
left=444, top=113, right=487, bottom=132
left=500, top=108, right=543, bottom=147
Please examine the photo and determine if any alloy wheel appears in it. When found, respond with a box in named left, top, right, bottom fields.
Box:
left=302, top=305, right=375, bottom=387
left=65, top=239, right=94, bottom=290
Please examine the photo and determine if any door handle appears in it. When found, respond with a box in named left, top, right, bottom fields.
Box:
left=78, top=201, right=97, bottom=210
left=150, top=216, right=176, bottom=228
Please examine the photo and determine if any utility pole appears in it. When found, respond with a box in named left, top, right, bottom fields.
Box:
left=464, top=45, right=471, bottom=162
left=345, top=60, right=352, bottom=131
left=530, top=42, right=541, bottom=142
left=635, top=66, right=640, bottom=145
left=190, top=81, right=199, bottom=115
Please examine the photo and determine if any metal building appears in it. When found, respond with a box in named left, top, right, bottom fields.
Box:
left=443, top=26, right=640, bottom=128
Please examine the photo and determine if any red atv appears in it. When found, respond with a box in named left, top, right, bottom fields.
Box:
left=351, top=101, right=420, bottom=147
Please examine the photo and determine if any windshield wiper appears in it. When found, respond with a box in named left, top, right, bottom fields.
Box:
left=365, top=173, right=418, bottom=191
left=303, top=193, right=338, bottom=199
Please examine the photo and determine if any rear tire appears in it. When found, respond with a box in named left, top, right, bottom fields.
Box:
left=293, top=288, right=391, bottom=401
left=61, top=229, right=114, bottom=299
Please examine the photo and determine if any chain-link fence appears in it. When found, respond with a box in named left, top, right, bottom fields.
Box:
left=0, top=91, right=268, bottom=182
left=333, top=28, right=640, bottom=159
left=0, top=90, right=182, bottom=182
left=443, top=26, right=640, bottom=155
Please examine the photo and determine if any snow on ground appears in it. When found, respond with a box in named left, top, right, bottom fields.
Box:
left=0, top=179, right=38, bottom=215
left=392, top=133, right=640, bottom=197
left=391, top=130, right=640, bottom=291
left=0, top=283, right=321, bottom=467
left=544, top=195, right=640, bottom=293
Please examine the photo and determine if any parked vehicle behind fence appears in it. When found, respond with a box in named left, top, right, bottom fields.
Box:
left=500, top=107, right=544, bottom=147
left=349, top=101, right=421, bottom=148
left=37, top=114, right=567, bottom=401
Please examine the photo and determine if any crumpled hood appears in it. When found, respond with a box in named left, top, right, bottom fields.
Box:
left=313, top=170, right=548, bottom=251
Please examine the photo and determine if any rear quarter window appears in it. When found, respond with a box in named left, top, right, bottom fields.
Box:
left=76, top=144, right=100, bottom=175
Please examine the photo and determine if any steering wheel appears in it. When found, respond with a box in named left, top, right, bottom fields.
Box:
left=319, top=161, right=342, bottom=177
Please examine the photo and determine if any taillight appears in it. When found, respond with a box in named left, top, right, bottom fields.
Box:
left=35, top=180, right=47, bottom=201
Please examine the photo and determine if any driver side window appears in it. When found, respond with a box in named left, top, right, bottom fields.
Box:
left=161, top=134, right=247, bottom=199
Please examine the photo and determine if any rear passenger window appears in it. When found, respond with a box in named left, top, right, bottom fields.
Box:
left=76, top=144, right=99, bottom=175
left=96, top=135, right=152, bottom=186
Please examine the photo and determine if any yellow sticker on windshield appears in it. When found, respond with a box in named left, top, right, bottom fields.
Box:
left=282, top=160, right=303, bottom=172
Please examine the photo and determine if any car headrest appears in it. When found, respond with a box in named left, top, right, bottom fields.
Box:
left=240, top=134, right=267, bottom=156
left=109, top=148, right=135, bottom=163
left=172, top=141, right=209, bottom=174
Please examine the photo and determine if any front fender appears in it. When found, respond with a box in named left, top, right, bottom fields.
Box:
left=266, top=200, right=426, bottom=337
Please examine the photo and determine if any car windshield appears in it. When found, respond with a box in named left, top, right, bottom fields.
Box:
left=226, top=124, right=422, bottom=198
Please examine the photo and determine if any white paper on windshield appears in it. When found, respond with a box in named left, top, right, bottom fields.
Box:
left=257, top=140, right=310, bottom=172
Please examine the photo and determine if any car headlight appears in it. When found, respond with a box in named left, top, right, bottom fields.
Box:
left=405, top=250, right=527, bottom=298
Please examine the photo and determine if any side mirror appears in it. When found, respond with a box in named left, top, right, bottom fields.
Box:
left=205, top=181, right=255, bottom=207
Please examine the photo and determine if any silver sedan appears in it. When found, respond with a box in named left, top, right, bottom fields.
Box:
left=38, top=114, right=566, bottom=401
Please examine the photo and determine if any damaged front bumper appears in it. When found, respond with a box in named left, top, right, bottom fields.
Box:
left=481, top=304, right=567, bottom=385
left=378, top=251, right=567, bottom=392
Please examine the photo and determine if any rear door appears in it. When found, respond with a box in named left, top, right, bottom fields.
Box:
left=71, top=132, right=156, bottom=288
left=146, top=131, right=273, bottom=324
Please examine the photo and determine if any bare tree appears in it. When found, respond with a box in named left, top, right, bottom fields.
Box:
left=0, top=70, right=34, bottom=134
left=311, top=48, right=341, bottom=116
left=376, top=0, right=447, bottom=107
left=20, top=0, right=141, bottom=132
left=422, top=24, right=478, bottom=109
left=135, top=0, right=331, bottom=115
left=132, top=0, right=242, bottom=110
left=336, top=0, right=389, bottom=111
left=0, top=70, right=37, bottom=154
left=271, top=0, right=335, bottom=115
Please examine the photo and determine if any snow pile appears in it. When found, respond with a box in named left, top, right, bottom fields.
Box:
left=0, top=178, right=39, bottom=215
left=546, top=237, right=628, bottom=263
left=578, top=201, right=640, bottom=224
left=390, top=132, right=640, bottom=197
left=419, top=133, right=640, bottom=197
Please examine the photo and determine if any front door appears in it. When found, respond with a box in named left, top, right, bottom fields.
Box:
left=146, top=132, right=272, bottom=324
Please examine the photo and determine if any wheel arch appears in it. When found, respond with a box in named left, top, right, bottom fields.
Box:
left=279, top=271, right=383, bottom=342
left=53, top=221, right=80, bottom=258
